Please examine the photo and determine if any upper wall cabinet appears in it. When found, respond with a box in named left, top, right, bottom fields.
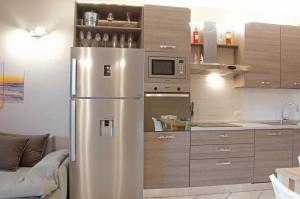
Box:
left=281, top=26, right=300, bottom=89
left=144, top=5, right=190, bottom=52
left=235, top=23, right=281, bottom=88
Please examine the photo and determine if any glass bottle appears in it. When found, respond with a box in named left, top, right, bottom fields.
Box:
left=192, top=25, right=199, bottom=44
left=225, top=30, right=233, bottom=45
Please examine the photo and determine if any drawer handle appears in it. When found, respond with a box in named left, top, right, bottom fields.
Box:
left=294, top=82, right=300, bottom=86
left=219, top=134, right=229, bottom=138
left=158, top=135, right=176, bottom=139
left=160, top=45, right=176, bottom=49
left=216, top=148, right=231, bottom=152
left=261, top=81, right=271, bottom=85
left=216, top=161, right=231, bottom=166
left=267, top=132, right=281, bottom=136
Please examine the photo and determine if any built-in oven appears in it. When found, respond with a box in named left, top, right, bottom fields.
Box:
left=144, top=92, right=191, bottom=132
left=145, top=51, right=189, bottom=86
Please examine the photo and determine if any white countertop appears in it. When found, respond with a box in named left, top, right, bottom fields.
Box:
left=191, top=121, right=300, bottom=131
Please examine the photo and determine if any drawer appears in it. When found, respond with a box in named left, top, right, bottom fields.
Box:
left=191, top=130, right=254, bottom=145
left=145, top=132, right=190, bottom=149
left=190, top=157, right=254, bottom=186
left=191, top=144, right=254, bottom=159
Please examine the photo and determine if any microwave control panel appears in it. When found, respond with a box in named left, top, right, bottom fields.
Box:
left=177, top=58, right=185, bottom=75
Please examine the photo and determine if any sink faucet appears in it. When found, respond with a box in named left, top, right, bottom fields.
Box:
left=280, top=103, right=299, bottom=125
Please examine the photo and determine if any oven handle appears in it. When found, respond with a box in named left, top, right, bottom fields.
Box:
left=145, top=93, right=190, bottom=98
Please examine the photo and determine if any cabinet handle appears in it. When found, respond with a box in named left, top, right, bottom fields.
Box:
left=267, top=132, right=281, bottom=136
left=261, top=81, right=271, bottom=85
left=216, top=161, right=231, bottom=166
left=160, top=45, right=176, bottom=49
left=218, top=134, right=229, bottom=138
left=216, top=148, right=231, bottom=152
left=158, top=135, right=176, bottom=139
left=294, top=82, right=300, bottom=86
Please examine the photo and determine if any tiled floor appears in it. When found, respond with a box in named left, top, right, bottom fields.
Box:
left=144, top=183, right=275, bottom=199
left=144, top=190, right=275, bottom=199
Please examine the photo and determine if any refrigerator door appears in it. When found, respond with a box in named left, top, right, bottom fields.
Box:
left=69, top=98, right=143, bottom=199
left=71, top=48, right=144, bottom=98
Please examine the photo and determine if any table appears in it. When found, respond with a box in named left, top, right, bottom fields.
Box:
left=276, top=167, right=300, bottom=193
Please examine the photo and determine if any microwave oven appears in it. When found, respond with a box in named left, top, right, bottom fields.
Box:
left=148, top=56, right=186, bottom=79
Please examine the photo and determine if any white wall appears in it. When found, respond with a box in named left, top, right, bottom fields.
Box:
left=0, top=0, right=74, bottom=136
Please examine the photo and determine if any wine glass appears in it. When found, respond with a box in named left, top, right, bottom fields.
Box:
left=103, top=33, right=109, bottom=47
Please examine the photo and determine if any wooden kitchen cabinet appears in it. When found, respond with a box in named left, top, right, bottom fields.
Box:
left=293, top=130, right=300, bottom=166
left=281, top=25, right=300, bottom=88
left=190, top=130, right=254, bottom=186
left=144, top=5, right=190, bottom=52
left=254, top=129, right=293, bottom=183
left=235, top=23, right=281, bottom=88
left=144, top=132, right=190, bottom=189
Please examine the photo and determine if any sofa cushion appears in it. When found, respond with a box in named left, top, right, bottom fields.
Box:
left=0, top=167, right=30, bottom=186
left=0, top=135, right=29, bottom=171
left=0, top=133, right=49, bottom=167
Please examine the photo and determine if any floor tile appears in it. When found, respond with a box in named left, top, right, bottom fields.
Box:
left=227, top=191, right=261, bottom=199
left=195, top=193, right=229, bottom=199
left=258, top=190, right=275, bottom=199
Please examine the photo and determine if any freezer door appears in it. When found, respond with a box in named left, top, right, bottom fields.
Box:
left=71, top=48, right=144, bottom=98
left=69, top=99, right=143, bottom=199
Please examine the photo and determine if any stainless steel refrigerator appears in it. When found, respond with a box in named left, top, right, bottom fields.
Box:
left=69, top=48, right=144, bottom=199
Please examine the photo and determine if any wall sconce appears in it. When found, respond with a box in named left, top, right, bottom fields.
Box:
left=29, top=27, right=48, bottom=38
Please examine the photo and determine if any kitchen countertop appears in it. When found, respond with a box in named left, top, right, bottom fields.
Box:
left=191, top=121, right=300, bottom=131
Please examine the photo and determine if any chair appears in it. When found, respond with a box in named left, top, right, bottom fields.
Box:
left=152, top=117, right=163, bottom=132
left=270, top=174, right=300, bottom=199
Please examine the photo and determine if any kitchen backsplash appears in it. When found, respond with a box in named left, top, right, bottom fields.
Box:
left=191, top=74, right=300, bottom=121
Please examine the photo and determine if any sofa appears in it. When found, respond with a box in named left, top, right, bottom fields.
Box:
left=0, top=134, right=69, bottom=199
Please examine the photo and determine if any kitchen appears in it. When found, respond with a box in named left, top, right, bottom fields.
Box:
left=1, top=0, right=300, bottom=199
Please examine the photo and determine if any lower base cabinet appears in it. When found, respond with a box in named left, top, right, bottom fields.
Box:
left=254, top=129, right=293, bottom=183
left=144, top=132, right=190, bottom=189
left=190, top=157, right=254, bottom=186
left=144, top=129, right=300, bottom=188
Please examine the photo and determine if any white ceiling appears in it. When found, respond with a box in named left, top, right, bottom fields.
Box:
left=80, top=0, right=300, bottom=16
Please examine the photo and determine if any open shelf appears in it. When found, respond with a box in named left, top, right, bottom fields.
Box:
left=191, top=43, right=238, bottom=49
left=75, top=25, right=142, bottom=33
left=74, top=3, right=143, bottom=48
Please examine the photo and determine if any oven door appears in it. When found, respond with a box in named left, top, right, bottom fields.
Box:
left=144, top=93, right=191, bottom=132
left=149, top=57, right=177, bottom=79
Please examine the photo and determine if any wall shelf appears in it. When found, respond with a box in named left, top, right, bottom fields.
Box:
left=74, top=3, right=144, bottom=48
left=191, top=43, right=238, bottom=49
left=75, top=25, right=142, bottom=33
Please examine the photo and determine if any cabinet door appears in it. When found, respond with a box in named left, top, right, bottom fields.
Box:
left=144, top=5, right=190, bottom=52
left=144, top=132, right=190, bottom=189
left=254, top=130, right=293, bottom=183
left=293, top=131, right=300, bottom=167
left=244, top=23, right=281, bottom=88
left=281, top=26, right=300, bottom=88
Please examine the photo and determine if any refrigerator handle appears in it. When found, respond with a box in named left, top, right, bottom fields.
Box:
left=70, top=100, right=76, bottom=161
left=71, top=58, right=77, bottom=97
